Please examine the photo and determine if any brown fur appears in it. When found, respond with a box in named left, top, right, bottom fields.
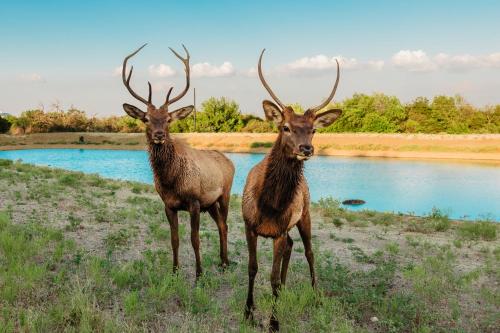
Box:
left=121, top=44, right=235, bottom=278
left=148, top=133, right=234, bottom=277
left=243, top=49, right=342, bottom=332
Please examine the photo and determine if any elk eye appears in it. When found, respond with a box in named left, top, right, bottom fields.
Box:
left=312, top=129, right=316, bottom=134
left=283, top=125, right=290, bottom=132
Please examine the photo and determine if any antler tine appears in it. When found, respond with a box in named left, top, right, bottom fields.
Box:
left=309, top=59, right=340, bottom=113
left=160, top=45, right=191, bottom=109
left=164, top=87, right=174, bottom=105
left=182, top=44, right=190, bottom=58
left=122, top=43, right=152, bottom=106
left=147, top=81, right=152, bottom=104
left=258, top=49, right=286, bottom=110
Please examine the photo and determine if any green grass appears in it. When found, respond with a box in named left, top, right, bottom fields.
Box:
left=0, top=160, right=498, bottom=332
left=250, top=141, right=273, bottom=148
left=457, top=220, right=498, bottom=241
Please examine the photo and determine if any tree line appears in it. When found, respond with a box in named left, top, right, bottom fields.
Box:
left=1, top=94, right=499, bottom=135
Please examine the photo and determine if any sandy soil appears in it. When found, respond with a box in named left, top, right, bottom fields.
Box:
left=1, top=132, right=499, bottom=162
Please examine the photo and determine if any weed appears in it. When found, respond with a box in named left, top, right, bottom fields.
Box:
left=317, top=197, right=344, bottom=219
left=65, top=213, right=83, bottom=231
left=428, top=207, right=451, bottom=231
left=457, top=221, right=497, bottom=241
left=371, top=212, right=396, bottom=226
left=332, top=217, right=344, bottom=228
left=58, top=173, right=81, bottom=187
left=385, top=241, right=400, bottom=255
left=105, top=228, right=134, bottom=250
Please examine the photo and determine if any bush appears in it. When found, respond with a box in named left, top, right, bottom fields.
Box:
left=5, top=94, right=500, bottom=134
left=0, top=116, right=12, bottom=133
left=195, top=97, right=244, bottom=132
left=457, top=221, right=497, bottom=241
left=428, top=207, right=451, bottom=232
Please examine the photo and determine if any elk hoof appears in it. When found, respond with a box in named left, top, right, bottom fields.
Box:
left=244, top=305, right=256, bottom=322
left=269, top=317, right=280, bottom=332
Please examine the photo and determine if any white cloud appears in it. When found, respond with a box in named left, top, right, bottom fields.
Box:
left=112, top=66, right=122, bottom=77
left=392, top=50, right=500, bottom=72
left=366, top=60, right=385, bottom=71
left=192, top=62, right=235, bottom=77
left=280, top=55, right=384, bottom=75
left=484, top=53, right=500, bottom=67
left=391, top=50, right=436, bottom=72
left=19, top=73, right=45, bottom=82
left=148, top=64, right=176, bottom=78
left=242, top=67, right=257, bottom=77
left=434, top=53, right=483, bottom=71
left=151, top=81, right=174, bottom=92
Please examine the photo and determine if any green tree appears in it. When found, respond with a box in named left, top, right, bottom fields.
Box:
left=404, top=97, right=431, bottom=133
left=321, top=93, right=405, bottom=133
left=361, top=112, right=396, bottom=132
left=196, top=97, right=243, bottom=132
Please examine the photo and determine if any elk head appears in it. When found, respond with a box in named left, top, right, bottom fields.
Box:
left=258, top=49, right=342, bottom=160
left=122, top=44, right=193, bottom=145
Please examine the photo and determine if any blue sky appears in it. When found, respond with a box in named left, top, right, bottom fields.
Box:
left=1, top=0, right=500, bottom=116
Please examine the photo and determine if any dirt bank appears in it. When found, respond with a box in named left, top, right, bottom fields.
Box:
left=1, top=132, right=499, bottom=162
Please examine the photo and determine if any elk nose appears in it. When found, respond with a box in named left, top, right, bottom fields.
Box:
left=299, top=144, right=314, bottom=156
left=153, top=131, right=165, bottom=139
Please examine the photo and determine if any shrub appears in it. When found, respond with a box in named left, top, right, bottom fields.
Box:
left=428, top=207, right=451, bottom=232
left=0, top=116, right=12, bottom=133
left=457, top=221, right=497, bottom=241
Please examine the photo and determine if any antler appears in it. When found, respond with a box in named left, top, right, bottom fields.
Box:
left=308, top=59, right=340, bottom=113
left=258, top=49, right=286, bottom=110
left=160, top=45, right=190, bottom=109
left=122, top=43, right=152, bottom=106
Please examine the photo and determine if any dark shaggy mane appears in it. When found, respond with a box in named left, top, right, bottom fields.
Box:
left=148, top=139, right=182, bottom=191
left=257, top=138, right=304, bottom=219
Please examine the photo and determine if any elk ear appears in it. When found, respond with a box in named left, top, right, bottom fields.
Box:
left=314, top=109, right=342, bottom=128
left=123, top=103, right=147, bottom=122
left=170, top=105, right=194, bottom=121
left=262, top=100, right=283, bottom=125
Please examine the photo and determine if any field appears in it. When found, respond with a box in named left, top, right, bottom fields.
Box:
left=0, top=159, right=499, bottom=332
left=1, top=132, right=500, bottom=162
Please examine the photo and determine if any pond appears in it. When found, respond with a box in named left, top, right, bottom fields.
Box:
left=0, top=148, right=498, bottom=221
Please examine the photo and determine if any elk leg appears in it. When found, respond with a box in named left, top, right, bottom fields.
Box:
left=218, top=194, right=230, bottom=266
left=208, top=199, right=229, bottom=268
left=164, top=207, right=179, bottom=273
left=297, top=214, right=316, bottom=288
left=280, top=233, right=294, bottom=285
left=189, top=200, right=202, bottom=278
left=270, top=234, right=287, bottom=332
left=244, top=228, right=258, bottom=320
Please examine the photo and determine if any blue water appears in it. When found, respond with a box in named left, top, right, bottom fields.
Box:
left=0, top=148, right=498, bottom=221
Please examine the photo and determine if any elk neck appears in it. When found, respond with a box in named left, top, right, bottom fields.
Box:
left=147, top=136, right=183, bottom=186
left=257, top=133, right=304, bottom=218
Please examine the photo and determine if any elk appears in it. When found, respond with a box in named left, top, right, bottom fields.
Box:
left=121, top=44, right=235, bottom=278
left=242, top=49, right=342, bottom=331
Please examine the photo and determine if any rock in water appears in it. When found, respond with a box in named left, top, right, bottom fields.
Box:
left=342, top=199, right=366, bottom=206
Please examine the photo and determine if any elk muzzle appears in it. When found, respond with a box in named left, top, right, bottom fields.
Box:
left=152, top=131, right=166, bottom=144
left=297, top=144, right=314, bottom=160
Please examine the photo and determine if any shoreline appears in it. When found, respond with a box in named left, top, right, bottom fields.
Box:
left=1, top=132, right=499, bottom=163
